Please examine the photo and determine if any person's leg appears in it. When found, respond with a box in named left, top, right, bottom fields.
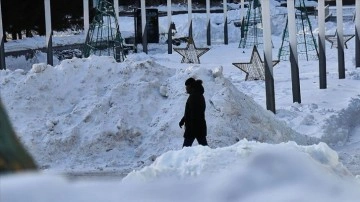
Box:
left=196, top=136, right=208, bottom=146
left=183, top=136, right=196, bottom=147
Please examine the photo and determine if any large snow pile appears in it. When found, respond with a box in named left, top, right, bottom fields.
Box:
left=0, top=55, right=315, bottom=173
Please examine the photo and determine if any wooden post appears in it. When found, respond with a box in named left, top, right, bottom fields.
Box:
left=240, top=0, right=245, bottom=20
left=288, top=0, right=301, bottom=103
left=188, top=0, right=192, bottom=37
left=141, top=0, right=147, bottom=53
left=114, top=0, right=119, bottom=20
left=262, top=0, right=275, bottom=113
left=318, top=0, right=327, bottom=88
left=356, top=0, right=360, bottom=68
left=223, top=0, right=228, bottom=45
left=240, top=0, right=245, bottom=40
left=114, top=0, right=120, bottom=33
left=206, top=0, right=211, bottom=46
left=45, top=0, right=53, bottom=66
left=0, top=0, right=5, bottom=70
left=83, top=0, right=89, bottom=34
left=336, top=0, right=345, bottom=78
left=167, top=0, right=172, bottom=54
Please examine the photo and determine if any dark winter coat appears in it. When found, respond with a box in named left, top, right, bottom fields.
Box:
left=181, top=82, right=207, bottom=138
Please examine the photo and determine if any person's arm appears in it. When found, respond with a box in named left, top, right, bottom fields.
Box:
left=179, top=116, right=185, bottom=128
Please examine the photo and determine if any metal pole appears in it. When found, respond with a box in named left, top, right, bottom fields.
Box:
left=223, top=0, right=228, bottom=45
left=45, top=0, right=53, bottom=66
left=206, top=0, right=211, bottom=46
left=288, top=0, right=301, bottom=103
left=318, top=0, right=327, bottom=88
left=356, top=0, right=360, bottom=68
left=336, top=0, right=345, bottom=78
left=188, top=0, right=192, bottom=37
left=0, top=0, right=5, bottom=70
left=167, top=0, right=172, bottom=54
left=262, top=0, right=275, bottom=113
left=141, top=0, right=147, bottom=53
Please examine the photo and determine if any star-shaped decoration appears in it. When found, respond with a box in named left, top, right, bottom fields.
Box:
left=233, top=46, right=279, bottom=81
left=325, top=31, right=355, bottom=49
left=173, top=37, right=210, bottom=64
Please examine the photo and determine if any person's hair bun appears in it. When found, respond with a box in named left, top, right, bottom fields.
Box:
left=195, top=79, right=203, bottom=85
left=185, top=78, right=195, bottom=86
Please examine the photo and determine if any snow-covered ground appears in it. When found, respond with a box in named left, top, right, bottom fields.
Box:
left=1, top=1, right=360, bottom=201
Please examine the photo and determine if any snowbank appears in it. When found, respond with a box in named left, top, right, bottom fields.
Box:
left=1, top=55, right=316, bottom=173
left=123, top=140, right=351, bottom=182
left=1, top=140, right=359, bottom=202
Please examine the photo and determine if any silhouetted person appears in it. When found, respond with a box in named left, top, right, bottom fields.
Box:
left=179, top=78, right=208, bottom=147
